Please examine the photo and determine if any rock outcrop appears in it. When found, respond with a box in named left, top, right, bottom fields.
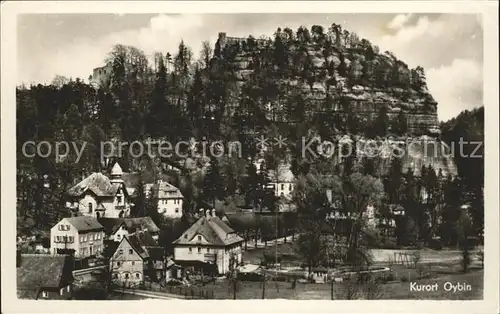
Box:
left=215, top=28, right=455, bottom=176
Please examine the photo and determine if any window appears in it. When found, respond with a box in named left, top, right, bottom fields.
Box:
left=135, top=273, right=140, bottom=279
left=184, top=234, right=188, bottom=239
left=188, top=247, right=192, bottom=254
left=60, top=288, right=64, bottom=295
left=175, top=209, right=179, bottom=213
left=119, top=249, right=123, bottom=254
left=117, top=261, right=121, bottom=267
left=197, top=247, right=201, bottom=254
left=129, top=249, right=133, bottom=254
left=117, top=234, right=121, bottom=240
left=131, top=261, right=135, bottom=266
left=68, top=236, right=74, bottom=243
left=289, top=184, right=292, bottom=191
left=88, top=203, right=93, bottom=213
left=125, top=273, right=129, bottom=279
left=197, top=235, right=201, bottom=241
left=41, top=291, right=48, bottom=298
left=207, top=248, right=210, bottom=253
left=55, top=236, right=60, bottom=243
left=66, top=225, right=70, bottom=230
left=281, top=184, right=284, bottom=190
left=67, top=285, right=70, bottom=292
left=113, top=273, right=118, bottom=279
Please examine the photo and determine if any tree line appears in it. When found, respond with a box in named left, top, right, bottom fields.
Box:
left=16, top=23, right=483, bottom=259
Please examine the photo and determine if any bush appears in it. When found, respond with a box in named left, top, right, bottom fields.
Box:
left=400, top=275, right=408, bottom=282
left=411, top=251, right=421, bottom=268
left=237, top=272, right=265, bottom=282
left=428, top=238, right=443, bottom=250
left=385, top=272, right=396, bottom=282
left=165, top=279, right=182, bottom=286
left=270, top=275, right=288, bottom=282
left=477, top=250, right=484, bottom=268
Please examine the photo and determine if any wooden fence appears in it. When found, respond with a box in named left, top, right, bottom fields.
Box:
left=133, top=281, right=215, bottom=299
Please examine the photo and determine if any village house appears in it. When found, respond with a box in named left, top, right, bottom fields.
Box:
left=98, top=217, right=160, bottom=243
left=50, top=216, right=105, bottom=258
left=268, top=165, right=296, bottom=200
left=66, top=163, right=131, bottom=218
left=17, top=252, right=74, bottom=300
left=145, top=180, right=184, bottom=219
left=173, top=210, right=244, bottom=275
left=109, top=231, right=165, bottom=285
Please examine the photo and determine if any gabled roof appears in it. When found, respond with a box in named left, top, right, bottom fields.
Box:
left=67, top=172, right=124, bottom=197
left=124, top=231, right=160, bottom=260
left=111, top=162, right=123, bottom=176
left=150, top=181, right=184, bottom=199
left=97, top=217, right=160, bottom=235
left=64, top=216, right=103, bottom=232
left=17, top=254, right=71, bottom=290
left=173, top=216, right=244, bottom=246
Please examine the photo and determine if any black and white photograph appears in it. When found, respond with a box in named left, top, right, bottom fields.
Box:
left=1, top=1, right=499, bottom=312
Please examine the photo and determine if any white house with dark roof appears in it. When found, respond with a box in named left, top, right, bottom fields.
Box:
left=173, top=210, right=244, bottom=275
left=66, top=163, right=131, bottom=218
left=145, top=180, right=184, bottom=218
left=50, top=216, right=105, bottom=258
left=268, top=165, right=296, bottom=200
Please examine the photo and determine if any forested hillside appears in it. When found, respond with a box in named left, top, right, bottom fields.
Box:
left=16, top=23, right=482, bottom=247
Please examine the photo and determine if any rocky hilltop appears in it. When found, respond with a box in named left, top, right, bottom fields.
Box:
left=213, top=26, right=454, bottom=176
left=216, top=29, right=439, bottom=134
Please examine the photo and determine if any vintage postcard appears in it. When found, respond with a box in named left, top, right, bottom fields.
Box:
left=1, top=1, right=498, bottom=313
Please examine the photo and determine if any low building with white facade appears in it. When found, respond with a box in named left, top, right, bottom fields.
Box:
left=66, top=163, right=131, bottom=218
left=50, top=216, right=105, bottom=258
left=173, top=210, right=244, bottom=275
left=145, top=180, right=184, bottom=219
left=268, top=165, right=296, bottom=200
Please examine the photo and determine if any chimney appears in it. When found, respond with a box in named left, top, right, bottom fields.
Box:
left=206, top=209, right=211, bottom=218
left=211, top=209, right=216, bottom=217
left=326, top=189, right=333, bottom=204
left=16, top=250, right=21, bottom=268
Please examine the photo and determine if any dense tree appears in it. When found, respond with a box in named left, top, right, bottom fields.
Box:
left=16, top=24, right=481, bottom=250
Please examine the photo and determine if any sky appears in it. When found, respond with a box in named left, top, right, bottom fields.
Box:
left=17, top=13, right=483, bottom=121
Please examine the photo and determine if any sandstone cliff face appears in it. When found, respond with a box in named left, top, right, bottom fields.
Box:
left=216, top=30, right=455, bottom=176
left=217, top=31, right=440, bottom=135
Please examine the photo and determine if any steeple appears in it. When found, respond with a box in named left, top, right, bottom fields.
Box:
left=110, top=162, right=123, bottom=184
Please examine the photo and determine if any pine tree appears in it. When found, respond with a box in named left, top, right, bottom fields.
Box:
left=131, top=178, right=147, bottom=217
left=391, top=111, right=408, bottom=136
left=146, top=55, right=168, bottom=138
left=202, top=157, right=225, bottom=208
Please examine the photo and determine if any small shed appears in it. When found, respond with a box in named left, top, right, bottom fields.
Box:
left=311, top=266, right=329, bottom=283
